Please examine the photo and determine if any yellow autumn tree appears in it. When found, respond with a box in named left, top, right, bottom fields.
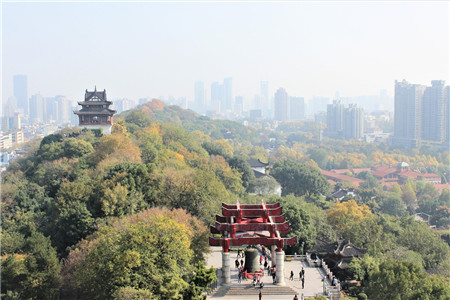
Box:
left=327, top=200, right=373, bottom=244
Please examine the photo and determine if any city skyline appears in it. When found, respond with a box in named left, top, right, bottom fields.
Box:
left=2, top=2, right=448, bottom=105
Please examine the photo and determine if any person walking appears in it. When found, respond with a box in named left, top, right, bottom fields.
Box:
left=289, top=270, right=294, bottom=281
left=235, top=259, right=240, bottom=268
left=259, top=290, right=262, bottom=300
left=301, top=277, right=305, bottom=289
left=238, top=270, right=242, bottom=284
left=301, top=268, right=305, bottom=279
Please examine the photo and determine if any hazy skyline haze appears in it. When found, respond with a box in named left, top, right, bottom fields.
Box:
left=2, top=1, right=449, bottom=105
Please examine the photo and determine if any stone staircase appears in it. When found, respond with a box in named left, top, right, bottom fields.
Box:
left=210, top=284, right=298, bottom=297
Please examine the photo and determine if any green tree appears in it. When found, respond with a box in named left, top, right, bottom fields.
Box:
left=397, top=218, right=450, bottom=269
left=365, top=260, right=450, bottom=300
left=183, top=262, right=216, bottom=300
left=379, top=194, right=407, bottom=217
left=1, top=232, right=60, bottom=300
left=271, top=159, right=330, bottom=197
left=70, top=215, right=194, bottom=300
left=227, top=156, right=255, bottom=189
left=247, top=176, right=280, bottom=196
left=307, top=148, right=328, bottom=169
left=124, top=109, right=152, bottom=128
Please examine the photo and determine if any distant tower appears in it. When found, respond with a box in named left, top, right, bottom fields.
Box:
left=421, top=80, right=445, bottom=142
left=392, top=80, right=425, bottom=148
left=74, top=87, right=117, bottom=134
left=343, top=104, right=364, bottom=140
left=194, top=81, right=205, bottom=113
left=223, top=78, right=233, bottom=112
left=274, top=88, right=288, bottom=121
left=13, top=75, right=28, bottom=115
left=326, top=100, right=344, bottom=138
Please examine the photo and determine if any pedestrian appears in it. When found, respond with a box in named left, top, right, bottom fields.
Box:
left=332, top=276, right=338, bottom=286
left=260, top=255, right=263, bottom=265
left=259, top=290, right=262, bottom=300
left=293, top=295, right=299, bottom=300
left=290, top=270, right=294, bottom=281
left=238, top=271, right=242, bottom=284
left=301, top=277, right=305, bottom=289
left=299, top=270, right=302, bottom=280
left=260, top=281, right=264, bottom=289
left=257, top=274, right=261, bottom=284
left=235, top=259, right=240, bottom=268
left=264, top=260, right=268, bottom=270
left=301, top=268, right=305, bottom=279
left=272, top=271, right=276, bottom=284
left=241, top=259, right=244, bottom=267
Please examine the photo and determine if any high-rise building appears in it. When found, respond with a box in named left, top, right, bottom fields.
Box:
left=13, top=75, right=28, bottom=116
left=310, top=97, right=330, bottom=115
left=44, top=97, right=58, bottom=123
left=114, top=98, right=136, bottom=113
left=274, top=88, right=288, bottom=121
left=56, top=95, right=71, bottom=124
left=29, top=94, right=44, bottom=123
left=446, top=86, right=450, bottom=147
left=194, top=81, right=205, bottom=113
left=326, top=100, right=345, bottom=137
left=3, top=97, right=17, bottom=118
left=138, top=97, right=151, bottom=106
left=343, top=104, right=364, bottom=139
left=223, top=78, right=233, bottom=112
left=234, top=96, right=243, bottom=116
left=211, top=82, right=223, bottom=113
left=392, top=80, right=425, bottom=148
left=421, top=80, right=445, bottom=142
left=260, top=81, right=269, bottom=116
left=289, top=97, right=305, bottom=121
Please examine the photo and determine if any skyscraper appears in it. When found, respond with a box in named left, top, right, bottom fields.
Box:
left=211, top=81, right=223, bottom=113
left=274, top=88, right=288, bottom=121
left=392, top=80, right=425, bottom=148
left=29, top=94, right=44, bottom=123
left=421, top=80, right=445, bottom=142
left=223, top=77, right=233, bottom=112
left=289, top=97, right=305, bottom=121
left=343, top=104, right=364, bottom=139
left=13, top=75, right=28, bottom=116
left=234, top=96, right=243, bottom=116
left=56, top=96, right=71, bottom=124
left=446, top=86, right=450, bottom=147
left=260, top=81, right=269, bottom=116
left=194, top=81, right=205, bottom=113
left=326, top=100, right=344, bottom=137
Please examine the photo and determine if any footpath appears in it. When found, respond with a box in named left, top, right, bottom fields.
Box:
left=206, top=247, right=330, bottom=300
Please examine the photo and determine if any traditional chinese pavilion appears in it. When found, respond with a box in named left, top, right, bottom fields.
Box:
left=210, top=200, right=297, bottom=285
left=74, top=87, right=116, bottom=134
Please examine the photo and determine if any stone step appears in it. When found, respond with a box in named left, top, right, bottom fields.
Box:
left=212, top=285, right=298, bottom=297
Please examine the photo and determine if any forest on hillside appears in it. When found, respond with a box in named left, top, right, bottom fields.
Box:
left=2, top=100, right=449, bottom=299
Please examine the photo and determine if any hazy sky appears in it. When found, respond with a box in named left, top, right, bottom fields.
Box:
left=2, top=1, right=449, bottom=103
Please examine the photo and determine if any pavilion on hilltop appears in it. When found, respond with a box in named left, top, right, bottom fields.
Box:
left=74, top=87, right=117, bottom=134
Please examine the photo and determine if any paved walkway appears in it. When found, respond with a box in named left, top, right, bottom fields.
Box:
left=206, top=247, right=330, bottom=299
